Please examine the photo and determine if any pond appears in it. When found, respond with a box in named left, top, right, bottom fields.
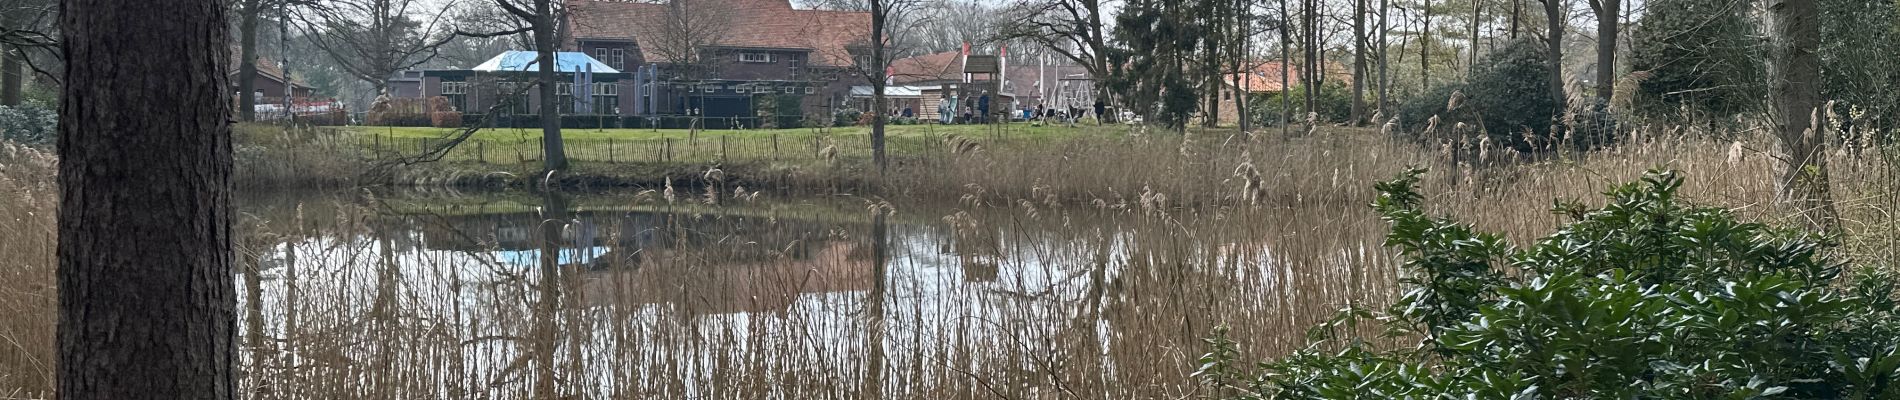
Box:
left=232, top=188, right=1401, bottom=399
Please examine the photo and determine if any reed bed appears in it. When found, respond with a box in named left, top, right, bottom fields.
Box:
left=0, top=143, right=56, bottom=397
left=3, top=124, right=1897, bottom=398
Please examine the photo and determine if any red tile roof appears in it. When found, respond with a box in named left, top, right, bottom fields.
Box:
left=566, top=0, right=870, bottom=67
left=889, top=50, right=963, bottom=83
left=228, top=50, right=312, bottom=89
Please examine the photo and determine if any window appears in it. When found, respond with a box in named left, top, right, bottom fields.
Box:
left=612, top=49, right=626, bottom=69
left=733, top=87, right=748, bottom=94
left=739, top=52, right=773, bottom=63
left=595, top=48, right=608, bottom=66
left=804, top=87, right=815, bottom=94
left=855, top=55, right=873, bottom=68
left=789, top=59, right=802, bottom=69
left=557, top=82, right=573, bottom=96
left=594, top=82, right=616, bottom=96
left=441, top=81, right=466, bottom=95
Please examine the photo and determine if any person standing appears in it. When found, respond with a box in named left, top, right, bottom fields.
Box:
left=1093, top=100, right=1106, bottom=125
left=977, top=92, right=991, bottom=124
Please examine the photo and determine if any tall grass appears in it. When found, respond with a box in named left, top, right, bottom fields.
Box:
left=0, top=143, right=55, bottom=397
left=3, top=123, right=1897, bottom=398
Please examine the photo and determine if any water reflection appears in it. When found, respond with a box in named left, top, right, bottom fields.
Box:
left=232, top=189, right=1401, bottom=399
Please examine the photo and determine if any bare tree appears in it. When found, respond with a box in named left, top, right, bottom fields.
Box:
left=1539, top=0, right=1566, bottom=129
left=1, top=0, right=56, bottom=106
left=459, top=0, right=567, bottom=172
left=1352, top=0, right=1366, bottom=124
left=58, top=0, right=235, bottom=399
left=1766, top=0, right=1836, bottom=231
left=643, top=0, right=733, bottom=80
left=997, top=0, right=1116, bottom=100
left=297, top=0, right=457, bottom=95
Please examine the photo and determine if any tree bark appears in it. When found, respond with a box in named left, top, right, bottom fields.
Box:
left=237, top=0, right=260, bottom=122
left=57, top=0, right=236, bottom=399
left=1470, top=0, right=1481, bottom=79
left=533, top=0, right=568, bottom=172
left=1767, top=0, right=1837, bottom=232
left=1, top=48, right=21, bottom=106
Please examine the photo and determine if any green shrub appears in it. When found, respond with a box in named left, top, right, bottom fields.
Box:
left=0, top=100, right=57, bottom=147
left=1251, top=81, right=1353, bottom=126
left=1199, top=170, right=1900, bottom=399
left=1396, top=39, right=1560, bottom=151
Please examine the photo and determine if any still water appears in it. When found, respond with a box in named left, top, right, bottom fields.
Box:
left=233, top=188, right=1399, bottom=399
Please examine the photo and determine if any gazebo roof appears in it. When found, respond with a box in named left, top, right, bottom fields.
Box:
left=472, top=51, right=621, bottom=73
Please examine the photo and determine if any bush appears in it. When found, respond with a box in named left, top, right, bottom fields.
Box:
left=1397, top=39, right=1560, bottom=151
left=1253, top=81, right=1354, bottom=125
left=1197, top=170, right=1900, bottom=398
left=300, top=110, right=350, bottom=126
left=834, top=108, right=863, bottom=127
left=0, top=100, right=58, bottom=147
left=430, top=111, right=463, bottom=128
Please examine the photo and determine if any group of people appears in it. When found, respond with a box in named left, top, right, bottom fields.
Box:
left=920, top=90, right=1110, bottom=127
left=931, top=91, right=998, bottom=124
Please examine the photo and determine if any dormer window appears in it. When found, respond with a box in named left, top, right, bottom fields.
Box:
left=739, top=52, right=773, bottom=63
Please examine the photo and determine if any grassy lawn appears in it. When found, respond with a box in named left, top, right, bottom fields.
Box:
left=334, top=122, right=1154, bottom=168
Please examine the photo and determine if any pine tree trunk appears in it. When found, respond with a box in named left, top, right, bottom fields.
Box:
left=1378, top=0, right=1389, bottom=115
left=57, top=0, right=236, bottom=398
left=1280, top=0, right=1291, bottom=136
left=534, top=0, right=569, bottom=172
left=1767, top=0, right=1838, bottom=232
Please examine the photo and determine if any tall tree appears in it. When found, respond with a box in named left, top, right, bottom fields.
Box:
left=1302, top=0, right=1316, bottom=113
left=298, top=0, right=456, bottom=95
left=1767, top=0, right=1836, bottom=231
left=1585, top=0, right=1619, bottom=102
left=1378, top=0, right=1389, bottom=115
left=1420, top=0, right=1432, bottom=89
left=644, top=0, right=733, bottom=81
left=861, top=0, right=925, bottom=171
left=1539, top=0, right=1567, bottom=131
left=1351, top=0, right=1366, bottom=124
left=58, top=0, right=235, bottom=399
left=235, top=0, right=266, bottom=121
left=464, top=0, right=567, bottom=171
left=1279, top=0, right=1290, bottom=135
left=998, top=0, right=1118, bottom=103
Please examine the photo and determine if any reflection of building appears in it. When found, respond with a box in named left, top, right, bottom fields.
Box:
left=406, top=209, right=880, bottom=315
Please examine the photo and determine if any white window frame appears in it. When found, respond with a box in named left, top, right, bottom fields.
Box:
left=804, top=87, right=815, bottom=94
left=612, top=49, right=626, bottom=69
left=441, top=82, right=465, bottom=95
left=733, top=86, right=748, bottom=94
left=594, top=82, right=616, bottom=96
left=595, top=48, right=608, bottom=66
left=557, top=82, right=572, bottom=96
left=739, top=52, right=773, bottom=63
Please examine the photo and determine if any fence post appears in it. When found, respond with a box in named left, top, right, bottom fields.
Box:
left=608, top=138, right=615, bottom=164
left=477, top=141, right=485, bottom=163
left=664, top=138, right=672, bottom=163
left=772, top=134, right=779, bottom=161
left=720, top=135, right=728, bottom=163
